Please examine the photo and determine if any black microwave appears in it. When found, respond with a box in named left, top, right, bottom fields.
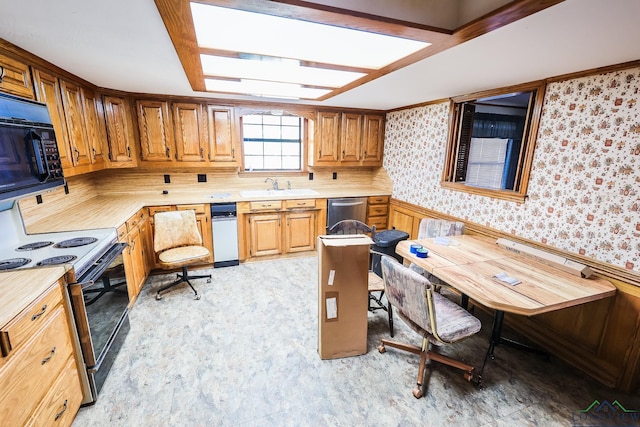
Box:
left=0, top=93, right=65, bottom=202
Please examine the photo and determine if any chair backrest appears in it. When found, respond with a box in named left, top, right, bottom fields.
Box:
left=328, top=220, right=376, bottom=239
left=153, top=210, right=203, bottom=253
left=418, top=218, right=464, bottom=239
left=381, top=256, right=436, bottom=337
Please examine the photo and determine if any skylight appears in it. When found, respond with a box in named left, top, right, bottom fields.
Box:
left=190, top=2, right=430, bottom=100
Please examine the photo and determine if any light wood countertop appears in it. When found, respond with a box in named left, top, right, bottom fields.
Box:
left=0, top=266, right=68, bottom=328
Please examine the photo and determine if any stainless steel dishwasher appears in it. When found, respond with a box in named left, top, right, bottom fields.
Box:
left=326, top=197, right=368, bottom=231
left=210, top=203, right=239, bottom=267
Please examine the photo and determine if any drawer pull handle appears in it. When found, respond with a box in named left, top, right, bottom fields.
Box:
left=31, top=304, right=48, bottom=321
left=54, top=399, right=68, bottom=421
left=41, top=347, right=56, bottom=365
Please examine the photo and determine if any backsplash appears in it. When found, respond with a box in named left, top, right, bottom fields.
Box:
left=384, top=66, right=640, bottom=273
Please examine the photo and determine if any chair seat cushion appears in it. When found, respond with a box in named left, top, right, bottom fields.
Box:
left=368, top=271, right=385, bottom=292
left=158, top=245, right=210, bottom=269
left=398, top=291, right=481, bottom=344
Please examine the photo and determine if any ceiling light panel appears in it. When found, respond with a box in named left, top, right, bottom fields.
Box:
left=204, top=78, right=332, bottom=100
left=191, top=3, right=430, bottom=70
left=200, top=55, right=366, bottom=88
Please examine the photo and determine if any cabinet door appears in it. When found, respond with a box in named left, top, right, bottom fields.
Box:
left=137, top=100, right=174, bottom=162
left=173, top=103, right=206, bottom=162
left=124, top=226, right=145, bottom=302
left=103, top=96, right=136, bottom=165
left=33, top=70, right=72, bottom=170
left=361, top=114, right=384, bottom=165
left=60, top=80, right=91, bottom=168
left=0, top=53, right=34, bottom=99
left=340, top=113, right=362, bottom=163
left=206, top=106, right=237, bottom=164
left=284, top=211, right=316, bottom=253
left=194, top=214, right=214, bottom=263
left=314, top=111, right=340, bottom=164
left=248, top=213, right=282, bottom=257
left=80, top=87, right=107, bottom=168
left=139, top=215, right=154, bottom=277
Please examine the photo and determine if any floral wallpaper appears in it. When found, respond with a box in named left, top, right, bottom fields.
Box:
left=384, top=67, right=640, bottom=273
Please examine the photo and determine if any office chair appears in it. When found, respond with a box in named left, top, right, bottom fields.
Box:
left=153, top=210, right=211, bottom=300
left=378, top=256, right=481, bottom=398
left=327, top=220, right=393, bottom=335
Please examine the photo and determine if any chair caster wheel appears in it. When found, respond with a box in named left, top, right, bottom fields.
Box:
left=463, top=372, right=473, bottom=382
left=412, top=387, right=423, bottom=399
left=206, top=278, right=211, bottom=283
left=195, top=294, right=201, bottom=300
left=377, top=344, right=386, bottom=353
left=156, top=293, right=163, bottom=300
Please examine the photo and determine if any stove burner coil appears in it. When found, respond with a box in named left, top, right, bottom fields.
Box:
left=16, top=241, right=54, bottom=251
left=54, top=237, right=98, bottom=248
left=36, top=255, right=77, bottom=266
left=0, top=258, right=31, bottom=270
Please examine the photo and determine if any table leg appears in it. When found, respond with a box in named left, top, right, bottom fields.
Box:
left=476, top=310, right=548, bottom=387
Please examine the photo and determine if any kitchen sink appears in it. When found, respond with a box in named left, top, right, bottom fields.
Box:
left=239, top=189, right=320, bottom=198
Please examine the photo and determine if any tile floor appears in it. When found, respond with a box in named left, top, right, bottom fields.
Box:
left=72, top=256, right=640, bottom=426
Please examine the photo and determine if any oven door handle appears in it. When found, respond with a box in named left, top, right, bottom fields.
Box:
left=68, top=282, right=97, bottom=367
left=77, top=242, right=127, bottom=285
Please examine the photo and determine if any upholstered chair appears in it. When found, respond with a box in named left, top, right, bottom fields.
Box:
left=378, top=256, right=481, bottom=398
left=153, top=210, right=211, bottom=300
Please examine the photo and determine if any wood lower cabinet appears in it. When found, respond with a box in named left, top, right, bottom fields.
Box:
left=366, top=195, right=390, bottom=231
left=239, top=199, right=325, bottom=260
left=0, top=279, right=83, bottom=427
left=119, top=209, right=151, bottom=304
left=147, top=204, right=214, bottom=268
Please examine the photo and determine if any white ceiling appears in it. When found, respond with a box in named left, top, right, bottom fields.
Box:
left=1, top=0, right=639, bottom=111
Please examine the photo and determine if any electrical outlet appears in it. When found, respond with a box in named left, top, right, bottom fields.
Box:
left=309, top=172, right=314, bottom=180
left=164, top=174, right=171, bottom=184
left=197, top=174, right=207, bottom=183
left=332, top=172, right=337, bottom=180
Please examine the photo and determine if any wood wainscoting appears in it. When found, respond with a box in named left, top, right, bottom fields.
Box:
left=388, top=198, right=640, bottom=393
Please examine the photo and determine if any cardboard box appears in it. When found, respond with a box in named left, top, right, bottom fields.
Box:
left=317, top=234, right=373, bottom=359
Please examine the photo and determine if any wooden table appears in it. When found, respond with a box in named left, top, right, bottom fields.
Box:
left=396, top=235, right=616, bottom=382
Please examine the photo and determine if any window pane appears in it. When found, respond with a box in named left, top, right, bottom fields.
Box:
left=282, top=142, right=300, bottom=155
left=281, top=126, right=300, bottom=140
left=243, top=124, right=263, bottom=139
left=281, top=116, right=300, bottom=126
left=262, top=115, right=281, bottom=125
left=244, top=141, right=263, bottom=155
left=263, top=125, right=281, bottom=139
left=264, top=156, right=282, bottom=169
left=243, top=115, right=263, bottom=125
left=245, top=156, right=264, bottom=170
left=282, top=156, right=300, bottom=169
left=264, top=142, right=282, bottom=155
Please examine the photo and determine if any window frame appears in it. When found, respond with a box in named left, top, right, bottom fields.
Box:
left=237, top=108, right=313, bottom=174
left=441, top=80, right=546, bottom=203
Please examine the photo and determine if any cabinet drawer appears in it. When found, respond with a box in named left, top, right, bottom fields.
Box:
left=0, top=307, right=74, bottom=426
left=0, top=283, right=63, bottom=357
left=148, top=205, right=175, bottom=217
left=367, top=204, right=388, bottom=217
left=284, top=199, right=316, bottom=210
left=27, top=356, right=82, bottom=427
left=177, top=204, right=207, bottom=215
left=249, top=200, right=282, bottom=211
left=369, top=217, right=388, bottom=231
left=116, top=223, right=127, bottom=241
left=126, top=210, right=145, bottom=231
left=368, top=195, right=389, bottom=204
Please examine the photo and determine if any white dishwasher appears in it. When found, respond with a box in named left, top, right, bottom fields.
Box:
left=210, top=203, right=239, bottom=267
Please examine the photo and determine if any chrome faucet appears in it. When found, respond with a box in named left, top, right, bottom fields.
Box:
left=265, top=177, right=279, bottom=190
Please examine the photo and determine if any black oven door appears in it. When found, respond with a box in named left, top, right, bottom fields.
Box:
left=68, top=242, right=129, bottom=369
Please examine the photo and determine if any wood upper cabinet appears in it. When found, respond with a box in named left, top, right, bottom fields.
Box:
left=136, top=100, right=174, bottom=163
left=60, top=80, right=91, bottom=168
left=313, top=111, right=385, bottom=167
left=314, top=111, right=340, bottom=164
left=361, top=114, right=385, bottom=165
left=340, top=113, right=363, bottom=163
left=172, top=102, right=206, bottom=162
left=206, top=105, right=237, bottom=164
left=80, top=87, right=107, bottom=168
left=103, top=96, right=137, bottom=166
left=32, top=70, right=72, bottom=170
left=0, top=53, right=34, bottom=99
